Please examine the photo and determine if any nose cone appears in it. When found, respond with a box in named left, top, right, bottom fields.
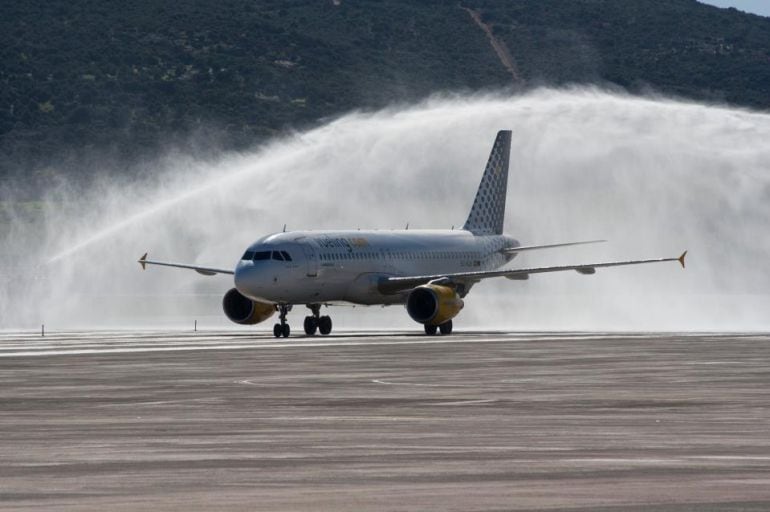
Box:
left=234, top=261, right=260, bottom=297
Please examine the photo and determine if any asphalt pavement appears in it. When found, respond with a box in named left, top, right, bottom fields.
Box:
left=1, top=330, right=769, bottom=511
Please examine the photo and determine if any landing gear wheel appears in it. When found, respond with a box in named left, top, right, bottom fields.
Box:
left=424, top=324, right=438, bottom=335
left=274, top=304, right=292, bottom=338
left=303, top=316, right=318, bottom=335
left=439, top=320, right=453, bottom=335
left=318, top=315, right=332, bottom=335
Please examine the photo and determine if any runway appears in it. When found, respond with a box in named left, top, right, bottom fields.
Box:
left=1, top=330, right=770, bottom=511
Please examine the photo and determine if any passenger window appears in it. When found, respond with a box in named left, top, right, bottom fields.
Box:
left=253, top=251, right=270, bottom=261
left=241, top=250, right=255, bottom=260
left=272, top=251, right=284, bottom=261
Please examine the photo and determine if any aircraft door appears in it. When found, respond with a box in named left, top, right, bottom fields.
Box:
left=301, top=243, right=318, bottom=277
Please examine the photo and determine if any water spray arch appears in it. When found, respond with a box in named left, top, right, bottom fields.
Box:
left=4, top=88, right=770, bottom=331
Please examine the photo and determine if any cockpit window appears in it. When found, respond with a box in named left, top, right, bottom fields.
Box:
left=241, top=250, right=255, bottom=260
left=281, top=251, right=292, bottom=261
left=253, top=251, right=270, bottom=261
left=272, top=251, right=284, bottom=261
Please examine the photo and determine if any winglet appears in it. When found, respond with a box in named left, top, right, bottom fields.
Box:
left=138, top=252, right=148, bottom=270
left=678, top=250, right=687, bottom=269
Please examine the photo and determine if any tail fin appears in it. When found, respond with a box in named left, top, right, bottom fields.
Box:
left=462, top=130, right=512, bottom=235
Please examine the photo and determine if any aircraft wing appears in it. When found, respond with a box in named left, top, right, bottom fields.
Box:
left=379, top=251, right=687, bottom=294
left=137, top=253, right=234, bottom=276
left=502, top=239, right=606, bottom=254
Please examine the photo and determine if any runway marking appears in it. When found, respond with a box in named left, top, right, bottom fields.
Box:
left=0, top=335, right=550, bottom=358
left=568, top=457, right=683, bottom=463
left=371, top=379, right=481, bottom=388
left=100, top=398, right=223, bottom=407
left=688, top=456, right=770, bottom=461
left=561, top=455, right=770, bottom=466
left=0, top=331, right=768, bottom=358
left=690, top=361, right=748, bottom=365
left=435, top=398, right=498, bottom=406
left=262, top=416, right=439, bottom=422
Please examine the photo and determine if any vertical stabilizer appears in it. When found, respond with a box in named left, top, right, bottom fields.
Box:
left=462, top=130, right=511, bottom=235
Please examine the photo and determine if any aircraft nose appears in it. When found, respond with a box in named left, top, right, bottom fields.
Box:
left=234, top=262, right=259, bottom=295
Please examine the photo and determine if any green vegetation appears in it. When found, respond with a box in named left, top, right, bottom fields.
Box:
left=2, top=0, right=769, bottom=189
left=475, top=0, right=770, bottom=104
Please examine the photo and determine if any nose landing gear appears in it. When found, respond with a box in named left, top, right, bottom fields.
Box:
left=273, top=304, right=292, bottom=338
left=272, top=303, right=334, bottom=338
left=304, top=304, right=332, bottom=336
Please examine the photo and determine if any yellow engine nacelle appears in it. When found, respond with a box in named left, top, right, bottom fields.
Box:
left=406, top=284, right=464, bottom=326
left=222, top=288, right=275, bottom=325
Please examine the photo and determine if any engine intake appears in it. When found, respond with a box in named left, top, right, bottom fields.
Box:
left=406, top=284, right=464, bottom=326
left=222, top=288, right=275, bottom=325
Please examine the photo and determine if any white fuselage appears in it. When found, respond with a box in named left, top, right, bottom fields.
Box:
left=234, top=230, right=519, bottom=305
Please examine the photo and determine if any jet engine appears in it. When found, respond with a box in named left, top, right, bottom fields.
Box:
left=222, top=288, right=275, bottom=325
left=406, top=284, right=464, bottom=326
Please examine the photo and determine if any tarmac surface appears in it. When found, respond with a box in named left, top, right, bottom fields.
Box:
left=1, top=330, right=770, bottom=511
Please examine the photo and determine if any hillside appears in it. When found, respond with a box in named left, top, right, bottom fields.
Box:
left=2, top=0, right=770, bottom=188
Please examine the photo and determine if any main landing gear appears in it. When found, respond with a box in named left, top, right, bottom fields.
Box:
left=303, top=304, right=332, bottom=336
left=424, top=320, right=453, bottom=336
left=273, top=304, right=333, bottom=338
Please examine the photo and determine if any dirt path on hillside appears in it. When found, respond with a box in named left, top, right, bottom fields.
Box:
left=462, top=6, right=520, bottom=82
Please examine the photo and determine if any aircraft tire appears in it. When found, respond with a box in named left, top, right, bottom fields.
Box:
left=439, top=320, right=453, bottom=335
left=273, top=324, right=282, bottom=338
left=282, top=323, right=291, bottom=338
left=318, top=316, right=332, bottom=335
left=304, top=316, right=318, bottom=335
left=424, top=324, right=438, bottom=335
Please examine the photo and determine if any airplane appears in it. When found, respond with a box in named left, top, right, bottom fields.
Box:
left=138, top=130, right=686, bottom=338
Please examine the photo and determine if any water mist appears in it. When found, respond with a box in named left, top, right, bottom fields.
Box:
left=2, top=88, right=769, bottom=331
